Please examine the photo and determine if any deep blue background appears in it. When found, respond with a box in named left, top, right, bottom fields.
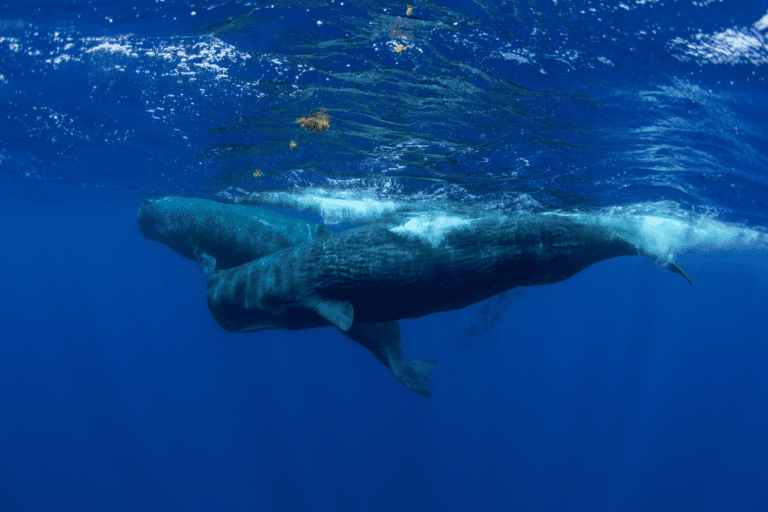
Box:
left=2, top=0, right=768, bottom=510
left=2, top=193, right=767, bottom=511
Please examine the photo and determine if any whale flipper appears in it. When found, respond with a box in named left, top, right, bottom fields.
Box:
left=196, top=252, right=217, bottom=275
left=313, top=299, right=354, bottom=331
left=338, top=320, right=437, bottom=397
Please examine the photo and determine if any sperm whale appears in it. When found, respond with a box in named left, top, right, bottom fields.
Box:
left=138, top=195, right=330, bottom=274
left=206, top=213, right=693, bottom=395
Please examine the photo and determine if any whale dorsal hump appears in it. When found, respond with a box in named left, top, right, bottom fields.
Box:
left=312, top=299, right=354, bottom=331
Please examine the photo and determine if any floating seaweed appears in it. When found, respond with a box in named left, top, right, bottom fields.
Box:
left=295, top=110, right=330, bottom=132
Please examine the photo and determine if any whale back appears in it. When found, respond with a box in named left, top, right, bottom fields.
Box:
left=319, top=215, right=644, bottom=321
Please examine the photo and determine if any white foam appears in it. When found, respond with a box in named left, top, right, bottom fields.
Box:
left=84, top=35, right=251, bottom=80
left=390, top=215, right=474, bottom=248
left=668, top=28, right=768, bottom=66
left=632, top=215, right=766, bottom=257
left=755, top=11, right=768, bottom=31
left=255, top=190, right=399, bottom=224
left=562, top=207, right=768, bottom=263
left=86, top=41, right=134, bottom=55
left=501, top=52, right=530, bottom=64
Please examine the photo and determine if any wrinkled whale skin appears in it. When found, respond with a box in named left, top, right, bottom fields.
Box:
left=207, top=214, right=693, bottom=333
left=138, top=195, right=330, bottom=274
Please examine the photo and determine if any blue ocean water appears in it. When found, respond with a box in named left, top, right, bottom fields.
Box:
left=2, top=0, right=768, bottom=510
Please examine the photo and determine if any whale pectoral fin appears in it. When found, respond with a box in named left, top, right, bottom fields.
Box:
left=196, top=252, right=217, bottom=275
left=312, top=299, right=354, bottom=331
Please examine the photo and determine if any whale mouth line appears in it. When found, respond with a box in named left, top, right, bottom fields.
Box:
left=238, top=324, right=276, bottom=333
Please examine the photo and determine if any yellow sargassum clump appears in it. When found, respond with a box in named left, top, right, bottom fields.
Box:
left=296, top=111, right=330, bottom=132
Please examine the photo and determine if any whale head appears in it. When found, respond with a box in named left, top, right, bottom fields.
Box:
left=137, top=196, right=195, bottom=259
left=137, top=197, right=167, bottom=240
left=137, top=197, right=180, bottom=243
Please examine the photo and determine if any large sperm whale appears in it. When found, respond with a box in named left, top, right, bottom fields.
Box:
left=207, top=213, right=694, bottom=394
left=137, top=196, right=435, bottom=396
left=138, top=196, right=331, bottom=275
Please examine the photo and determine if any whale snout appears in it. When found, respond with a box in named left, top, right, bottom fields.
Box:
left=137, top=198, right=166, bottom=241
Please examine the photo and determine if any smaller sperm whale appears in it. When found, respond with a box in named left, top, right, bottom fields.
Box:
left=138, top=195, right=331, bottom=274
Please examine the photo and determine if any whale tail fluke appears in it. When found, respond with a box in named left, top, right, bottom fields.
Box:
left=637, top=248, right=695, bottom=286
left=337, top=320, right=437, bottom=397
left=392, top=358, right=438, bottom=397
left=666, top=261, right=695, bottom=286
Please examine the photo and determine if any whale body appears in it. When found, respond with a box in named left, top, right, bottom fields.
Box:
left=138, top=195, right=331, bottom=275
left=207, top=212, right=694, bottom=344
left=138, top=196, right=434, bottom=396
